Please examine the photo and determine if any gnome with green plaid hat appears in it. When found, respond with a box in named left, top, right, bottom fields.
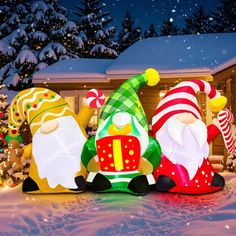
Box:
left=81, top=68, right=162, bottom=195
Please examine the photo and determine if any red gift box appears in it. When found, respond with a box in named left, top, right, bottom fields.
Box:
left=96, top=135, right=141, bottom=172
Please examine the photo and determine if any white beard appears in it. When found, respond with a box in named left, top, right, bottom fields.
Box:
left=32, top=116, right=86, bottom=189
left=156, top=115, right=209, bottom=180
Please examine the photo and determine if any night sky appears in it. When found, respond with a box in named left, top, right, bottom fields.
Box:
left=61, top=0, right=219, bottom=32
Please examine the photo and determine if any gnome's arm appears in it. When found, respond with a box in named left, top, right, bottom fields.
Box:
left=139, top=137, right=162, bottom=175
left=22, top=143, right=32, bottom=161
left=81, top=136, right=99, bottom=171
left=77, top=106, right=95, bottom=129
left=207, top=120, right=221, bottom=143
left=77, top=89, right=105, bottom=129
left=207, top=109, right=235, bottom=154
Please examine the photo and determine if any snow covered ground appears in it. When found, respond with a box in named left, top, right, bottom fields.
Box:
left=0, top=172, right=236, bottom=236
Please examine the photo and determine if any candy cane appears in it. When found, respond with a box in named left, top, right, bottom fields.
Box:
left=217, top=108, right=235, bottom=153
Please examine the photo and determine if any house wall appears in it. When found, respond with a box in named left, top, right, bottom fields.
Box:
left=138, top=86, right=160, bottom=123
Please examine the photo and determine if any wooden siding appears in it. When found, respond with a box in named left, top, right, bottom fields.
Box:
left=231, top=75, right=236, bottom=115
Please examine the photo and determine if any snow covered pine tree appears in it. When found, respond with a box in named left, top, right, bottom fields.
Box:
left=211, top=0, right=236, bottom=33
left=0, top=0, right=84, bottom=91
left=183, top=6, right=213, bottom=34
left=144, top=23, right=158, bottom=38
left=160, top=17, right=179, bottom=36
left=76, top=0, right=118, bottom=58
left=118, top=11, right=142, bottom=53
left=0, top=83, right=9, bottom=186
left=0, top=84, right=8, bottom=153
left=75, top=0, right=118, bottom=58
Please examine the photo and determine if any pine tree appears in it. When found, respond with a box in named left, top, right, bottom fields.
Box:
left=0, top=0, right=84, bottom=91
left=211, top=0, right=236, bottom=33
left=144, top=23, right=158, bottom=38
left=0, top=0, right=29, bottom=68
left=75, top=0, right=118, bottom=58
left=0, top=83, right=30, bottom=187
left=0, top=0, right=29, bottom=40
left=118, top=11, right=143, bottom=52
left=0, top=84, right=8, bottom=153
left=160, top=18, right=179, bottom=36
left=183, top=6, right=213, bottom=34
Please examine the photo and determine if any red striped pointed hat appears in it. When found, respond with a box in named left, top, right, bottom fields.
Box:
left=152, top=80, right=233, bottom=148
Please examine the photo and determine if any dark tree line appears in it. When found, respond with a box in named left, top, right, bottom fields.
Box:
left=117, top=0, right=236, bottom=52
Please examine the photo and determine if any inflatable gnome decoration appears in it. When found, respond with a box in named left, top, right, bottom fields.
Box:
left=7, top=87, right=105, bottom=193
left=152, top=80, right=235, bottom=194
left=81, top=68, right=162, bottom=195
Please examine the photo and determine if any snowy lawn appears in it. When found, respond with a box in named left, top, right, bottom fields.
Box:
left=0, top=172, right=236, bottom=236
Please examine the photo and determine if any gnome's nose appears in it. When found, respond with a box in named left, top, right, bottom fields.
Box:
left=112, top=112, right=131, bottom=128
left=108, top=112, right=133, bottom=135
left=40, top=120, right=59, bottom=134
left=176, top=113, right=197, bottom=124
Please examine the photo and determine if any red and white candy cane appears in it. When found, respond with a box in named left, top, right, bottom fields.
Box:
left=86, top=89, right=105, bottom=109
left=217, top=108, right=235, bottom=153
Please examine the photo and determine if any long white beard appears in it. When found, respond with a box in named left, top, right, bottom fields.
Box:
left=32, top=116, right=86, bottom=189
left=156, top=115, right=209, bottom=180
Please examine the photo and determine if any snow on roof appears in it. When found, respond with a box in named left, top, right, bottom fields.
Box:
left=106, top=33, right=236, bottom=76
left=33, top=33, right=236, bottom=84
left=33, top=58, right=115, bottom=83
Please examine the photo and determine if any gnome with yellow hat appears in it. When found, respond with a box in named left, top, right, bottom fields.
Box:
left=7, top=87, right=105, bottom=193
left=81, top=68, right=162, bottom=195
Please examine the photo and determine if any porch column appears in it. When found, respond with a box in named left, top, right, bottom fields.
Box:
left=226, top=78, right=232, bottom=110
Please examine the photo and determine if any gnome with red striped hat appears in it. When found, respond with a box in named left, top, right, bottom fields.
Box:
left=152, top=80, right=235, bottom=194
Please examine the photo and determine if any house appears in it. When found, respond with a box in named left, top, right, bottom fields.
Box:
left=33, top=33, right=236, bottom=158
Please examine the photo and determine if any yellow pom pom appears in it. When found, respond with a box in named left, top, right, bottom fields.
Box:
left=208, top=96, right=227, bottom=112
left=145, top=68, right=160, bottom=86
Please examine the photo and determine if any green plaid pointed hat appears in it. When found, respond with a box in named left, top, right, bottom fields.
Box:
left=99, top=68, right=160, bottom=131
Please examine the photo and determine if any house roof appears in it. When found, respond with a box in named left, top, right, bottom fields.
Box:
left=106, top=33, right=236, bottom=77
left=33, top=58, right=114, bottom=83
left=33, top=33, right=236, bottom=84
